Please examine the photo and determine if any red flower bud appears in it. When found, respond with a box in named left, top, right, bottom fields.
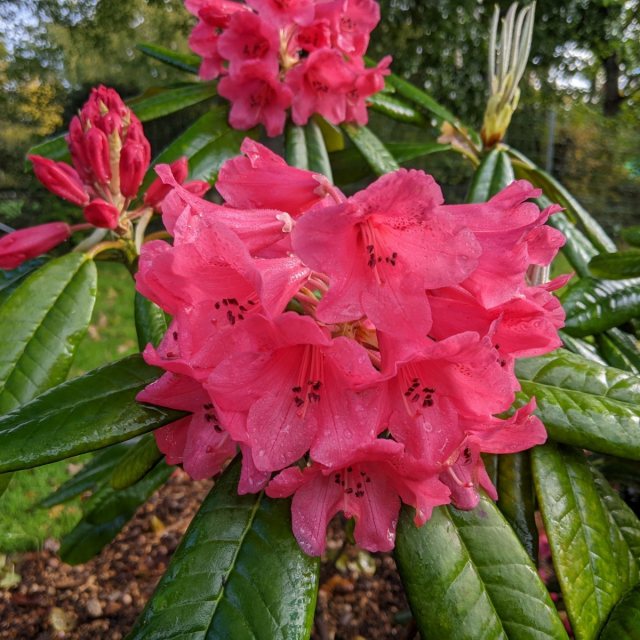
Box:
left=183, top=180, right=211, bottom=198
left=143, top=157, right=190, bottom=209
left=170, top=157, right=189, bottom=184
left=119, top=142, right=150, bottom=198
left=85, top=127, right=112, bottom=184
left=29, top=155, right=90, bottom=206
left=0, top=222, right=71, bottom=270
left=84, top=199, right=120, bottom=229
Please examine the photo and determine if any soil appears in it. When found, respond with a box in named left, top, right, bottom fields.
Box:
left=0, top=470, right=414, bottom=640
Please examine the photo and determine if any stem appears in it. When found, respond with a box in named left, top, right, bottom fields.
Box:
left=143, top=231, right=171, bottom=243
left=134, top=208, right=154, bottom=255
left=86, top=240, right=126, bottom=259
left=73, top=227, right=108, bottom=253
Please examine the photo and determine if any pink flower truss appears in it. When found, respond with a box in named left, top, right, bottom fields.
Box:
left=185, top=0, right=391, bottom=135
left=136, top=139, right=567, bottom=555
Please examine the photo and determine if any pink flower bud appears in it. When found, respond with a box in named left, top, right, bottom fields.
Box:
left=183, top=180, right=211, bottom=198
left=143, top=157, right=190, bottom=209
left=85, top=127, right=112, bottom=184
left=119, top=142, right=149, bottom=198
left=0, top=222, right=71, bottom=269
left=84, top=199, right=120, bottom=229
left=29, top=155, right=90, bottom=206
left=170, top=157, right=189, bottom=184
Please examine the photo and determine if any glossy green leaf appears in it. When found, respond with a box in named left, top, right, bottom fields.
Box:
left=561, top=277, right=640, bottom=337
left=0, top=354, right=184, bottom=473
left=589, top=251, right=640, bottom=280
left=621, top=226, right=640, bottom=248
left=0, top=473, right=12, bottom=499
left=560, top=331, right=607, bottom=365
left=284, top=123, right=309, bottom=170
left=129, top=83, right=218, bottom=122
left=137, top=42, right=200, bottom=74
left=597, top=332, right=640, bottom=374
left=532, top=444, right=639, bottom=640
left=188, top=128, right=249, bottom=183
left=599, top=583, right=640, bottom=640
left=0, top=253, right=96, bottom=413
left=367, top=92, right=427, bottom=125
left=40, top=442, right=133, bottom=508
left=547, top=210, right=597, bottom=278
left=60, top=460, right=172, bottom=565
left=26, top=133, right=69, bottom=163
left=134, top=292, right=168, bottom=350
left=602, top=328, right=640, bottom=372
left=466, top=149, right=515, bottom=203
left=342, top=124, right=399, bottom=176
left=331, top=141, right=450, bottom=186
left=0, top=257, right=48, bottom=304
left=305, top=118, right=333, bottom=181
left=110, top=434, right=162, bottom=490
left=497, top=451, right=537, bottom=561
left=517, top=350, right=640, bottom=460
left=128, top=460, right=319, bottom=640
left=395, top=495, right=568, bottom=640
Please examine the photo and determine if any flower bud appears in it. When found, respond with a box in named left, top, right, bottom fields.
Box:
left=85, top=127, right=112, bottom=184
left=0, top=222, right=71, bottom=269
left=84, top=199, right=120, bottom=229
left=29, top=155, right=90, bottom=206
left=119, top=142, right=149, bottom=198
left=144, top=157, right=190, bottom=209
left=183, top=180, right=211, bottom=198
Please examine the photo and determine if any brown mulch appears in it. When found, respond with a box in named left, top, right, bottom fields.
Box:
left=0, top=471, right=413, bottom=640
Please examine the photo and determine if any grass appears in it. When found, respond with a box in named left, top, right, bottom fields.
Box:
left=0, top=261, right=138, bottom=553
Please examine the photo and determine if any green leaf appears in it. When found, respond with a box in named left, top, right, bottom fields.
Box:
left=0, top=257, right=48, bottom=304
left=601, top=329, right=640, bottom=372
left=561, top=277, right=640, bottom=337
left=284, top=122, right=309, bottom=170
left=40, top=442, right=133, bottom=508
left=547, top=210, right=597, bottom=279
left=597, top=332, right=640, bottom=374
left=187, top=128, right=249, bottom=183
left=342, top=124, right=400, bottom=176
left=331, top=141, right=450, bottom=186
left=395, top=495, right=568, bottom=640
left=0, top=473, right=12, bottom=499
left=532, top=444, right=639, bottom=640
left=26, top=133, right=69, bottom=163
left=305, top=119, right=333, bottom=181
left=496, top=451, right=537, bottom=561
left=136, top=42, right=200, bottom=74
left=589, top=251, right=640, bottom=280
left=599, top=583, right=640, bottom=640
left=0, top=354, right=184, bottom=473
left=134, top=292, right=168, bottom=350
left=367, top=92, right=427, bottom=125
left=0, top=253, right=97, bottom=413
left=621, top=227, right=640, bottom=248
left=560, top=330, right=607, bottom=365
left=110, top=434, right=162, bottom=490
left=128, top=460, right=320, bottom=640
left=60, top=460, right=172, bottom=565
left=466, top=149, right=515, bottom=203
left=517, top=350, right=640, bottom=460
left=129, top=83, right=218, bottom=122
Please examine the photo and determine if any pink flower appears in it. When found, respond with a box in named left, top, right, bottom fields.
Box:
left=245, top=0, right=315, bottom=27
left=217, top=12, right=280, bottom=74
left=0, top=223, right=71, bottom=269
left=292, top=169, right=480, bottom=342
left=266, top=439, right=450, bottom=555
left=137, top=372, right=237, bottom=480
left=216, top=139, right=339, bottom=217
left=325, top=0, right=381, bottom=56
left=29, top=156, right=89, bottom=206
left=345, top=56, right=391, bottom=125
left=143, top=157, right=210, bottom=211
left=218, top=61, right=293, bottom=136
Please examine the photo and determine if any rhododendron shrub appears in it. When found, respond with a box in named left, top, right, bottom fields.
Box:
left=135, top=139, right=566, bottom=555
left=184, top=0, right=390, bottom=134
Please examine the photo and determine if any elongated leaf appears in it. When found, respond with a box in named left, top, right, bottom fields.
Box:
left=60, top=460, right=172, bottom=565
left=305, top=119, right=333, bottom=181
left=342, top=124, right=399, bottom=176
left=0, top=257, right=47, bottom=303
left=367, top=92, right=427, bottom=125
left=130, top=83, right=218, bottom=122
left=137, top=42, right=200, bottom=74
left=26, top=133, right=69, bottom=163
left=532, top=444, right=639, bottom=640
left=40, top=442, right=133, bottom=508
left=561, top=277, right=640, bottom=337
left=497, top=452, right=537, bottom=561
left=134, top=292, right=168, bottom=350
left=0, top=253, right=96, bottom=413
left=0, top=473, right=11, bottom=498
left=517, top=350, right=640, bottom=460
left=0, top=355, right=183, bottom=473
left=547, top=210, right=597, bottom=278
left=603, top=328, right=640, bottom=371
left=560, top=330, right=607, bottom=365
left=599, top=583, right=640, bottom=640
left=395, top=495, right=568, bottom=640
left=597, top=332, right=640, bottom=374
left=284, top=122, right=309, bottom=170
left=110, top=434, right=162, bottom=490
left=622, top=226, right=640, bottom=248
left=128, top=460, right=319, bottom=640
left=589, top=251, right=640, bottom=280
left=466, top=149, right=515, bottom=203
left=331, top=141, right=449, bottom=186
